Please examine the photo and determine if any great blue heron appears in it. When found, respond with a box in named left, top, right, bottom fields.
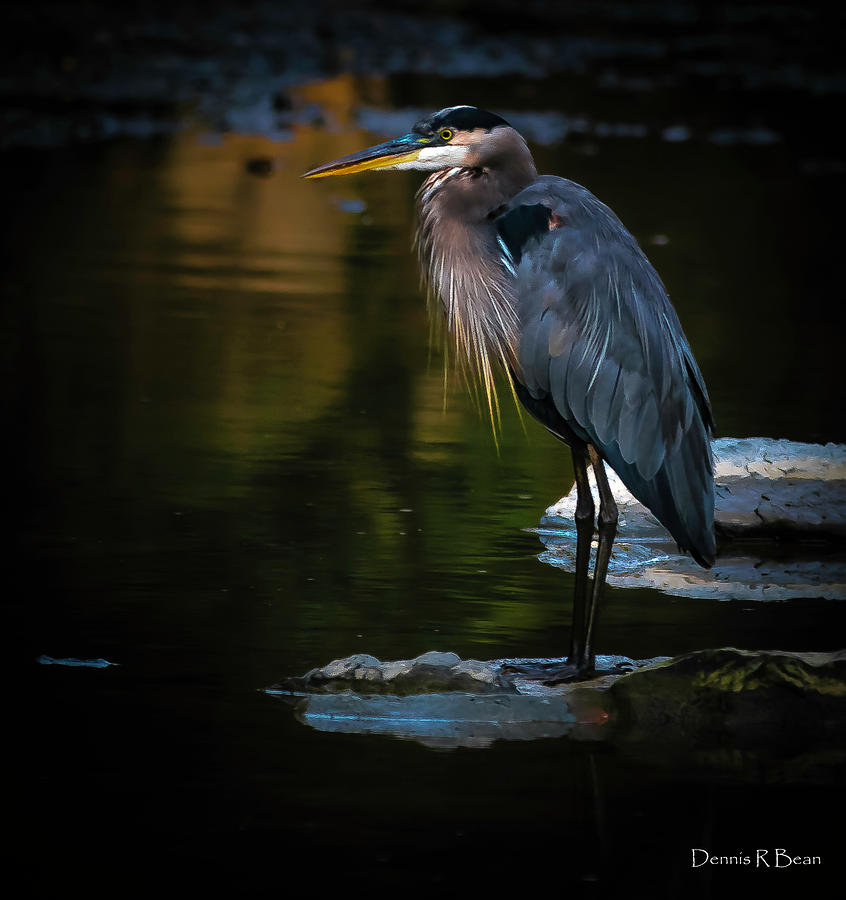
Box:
left=305, top=105, right=716, bottom=678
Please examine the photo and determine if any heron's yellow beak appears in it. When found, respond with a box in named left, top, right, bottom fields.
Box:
left=303, top=134, right=424, bottom=178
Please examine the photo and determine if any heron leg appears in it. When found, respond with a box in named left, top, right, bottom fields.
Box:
left=569, top=445, right=594, bottom=668
left=583, top=446, right=618, bottom=672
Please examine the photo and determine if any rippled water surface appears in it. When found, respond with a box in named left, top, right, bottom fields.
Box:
left=7, top=57, right=845, bottom=896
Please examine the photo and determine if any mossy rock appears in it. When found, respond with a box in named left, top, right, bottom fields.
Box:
left=607, top=648, right=846, bottom=743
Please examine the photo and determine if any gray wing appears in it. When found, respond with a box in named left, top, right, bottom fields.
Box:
left=498, top=176, right=716, bottom=566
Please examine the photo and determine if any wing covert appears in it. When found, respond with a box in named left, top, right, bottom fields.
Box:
left=497, top=177, right=716, bottom=565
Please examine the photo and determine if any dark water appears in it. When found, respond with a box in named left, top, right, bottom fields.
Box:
left=6, top=62, right=845, bottom=896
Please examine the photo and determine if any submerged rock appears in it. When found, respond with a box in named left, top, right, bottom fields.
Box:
left=539, top=437, right=846, bottom=600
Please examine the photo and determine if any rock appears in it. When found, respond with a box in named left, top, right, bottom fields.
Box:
left=278, top=650, right=518, bottom=695
left=544, top=437, right=846, bottom=541
left=269, top=652, right=659, bottom=747
left=713, top=438, right=846, bottom=481
left=411, top=650, right=461, bottom=668
left=271, top=648, right=846, bottom=753
left=538, top=437, right=846, bottom=600
left=320, top=653, right=381, bottom=678
left=605, top=648, right=846, bottom=743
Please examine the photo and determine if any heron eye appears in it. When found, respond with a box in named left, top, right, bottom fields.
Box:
left=439, top=128, right=454, bottom=142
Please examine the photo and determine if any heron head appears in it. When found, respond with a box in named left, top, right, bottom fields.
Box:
left=303, top=106, right=518, bottom=178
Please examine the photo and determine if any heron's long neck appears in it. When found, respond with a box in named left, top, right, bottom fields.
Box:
left=415, top=168, right=522, bottom=414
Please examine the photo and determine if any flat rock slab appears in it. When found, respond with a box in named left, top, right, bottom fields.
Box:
left=539, top=437, right=846, bottom=600
left=270, top=648, right=846, bottom=752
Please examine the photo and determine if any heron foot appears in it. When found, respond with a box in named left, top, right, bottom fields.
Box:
left=541, top=662, right=593, bottom=685
left=501, top=659, right=595, bottom=684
